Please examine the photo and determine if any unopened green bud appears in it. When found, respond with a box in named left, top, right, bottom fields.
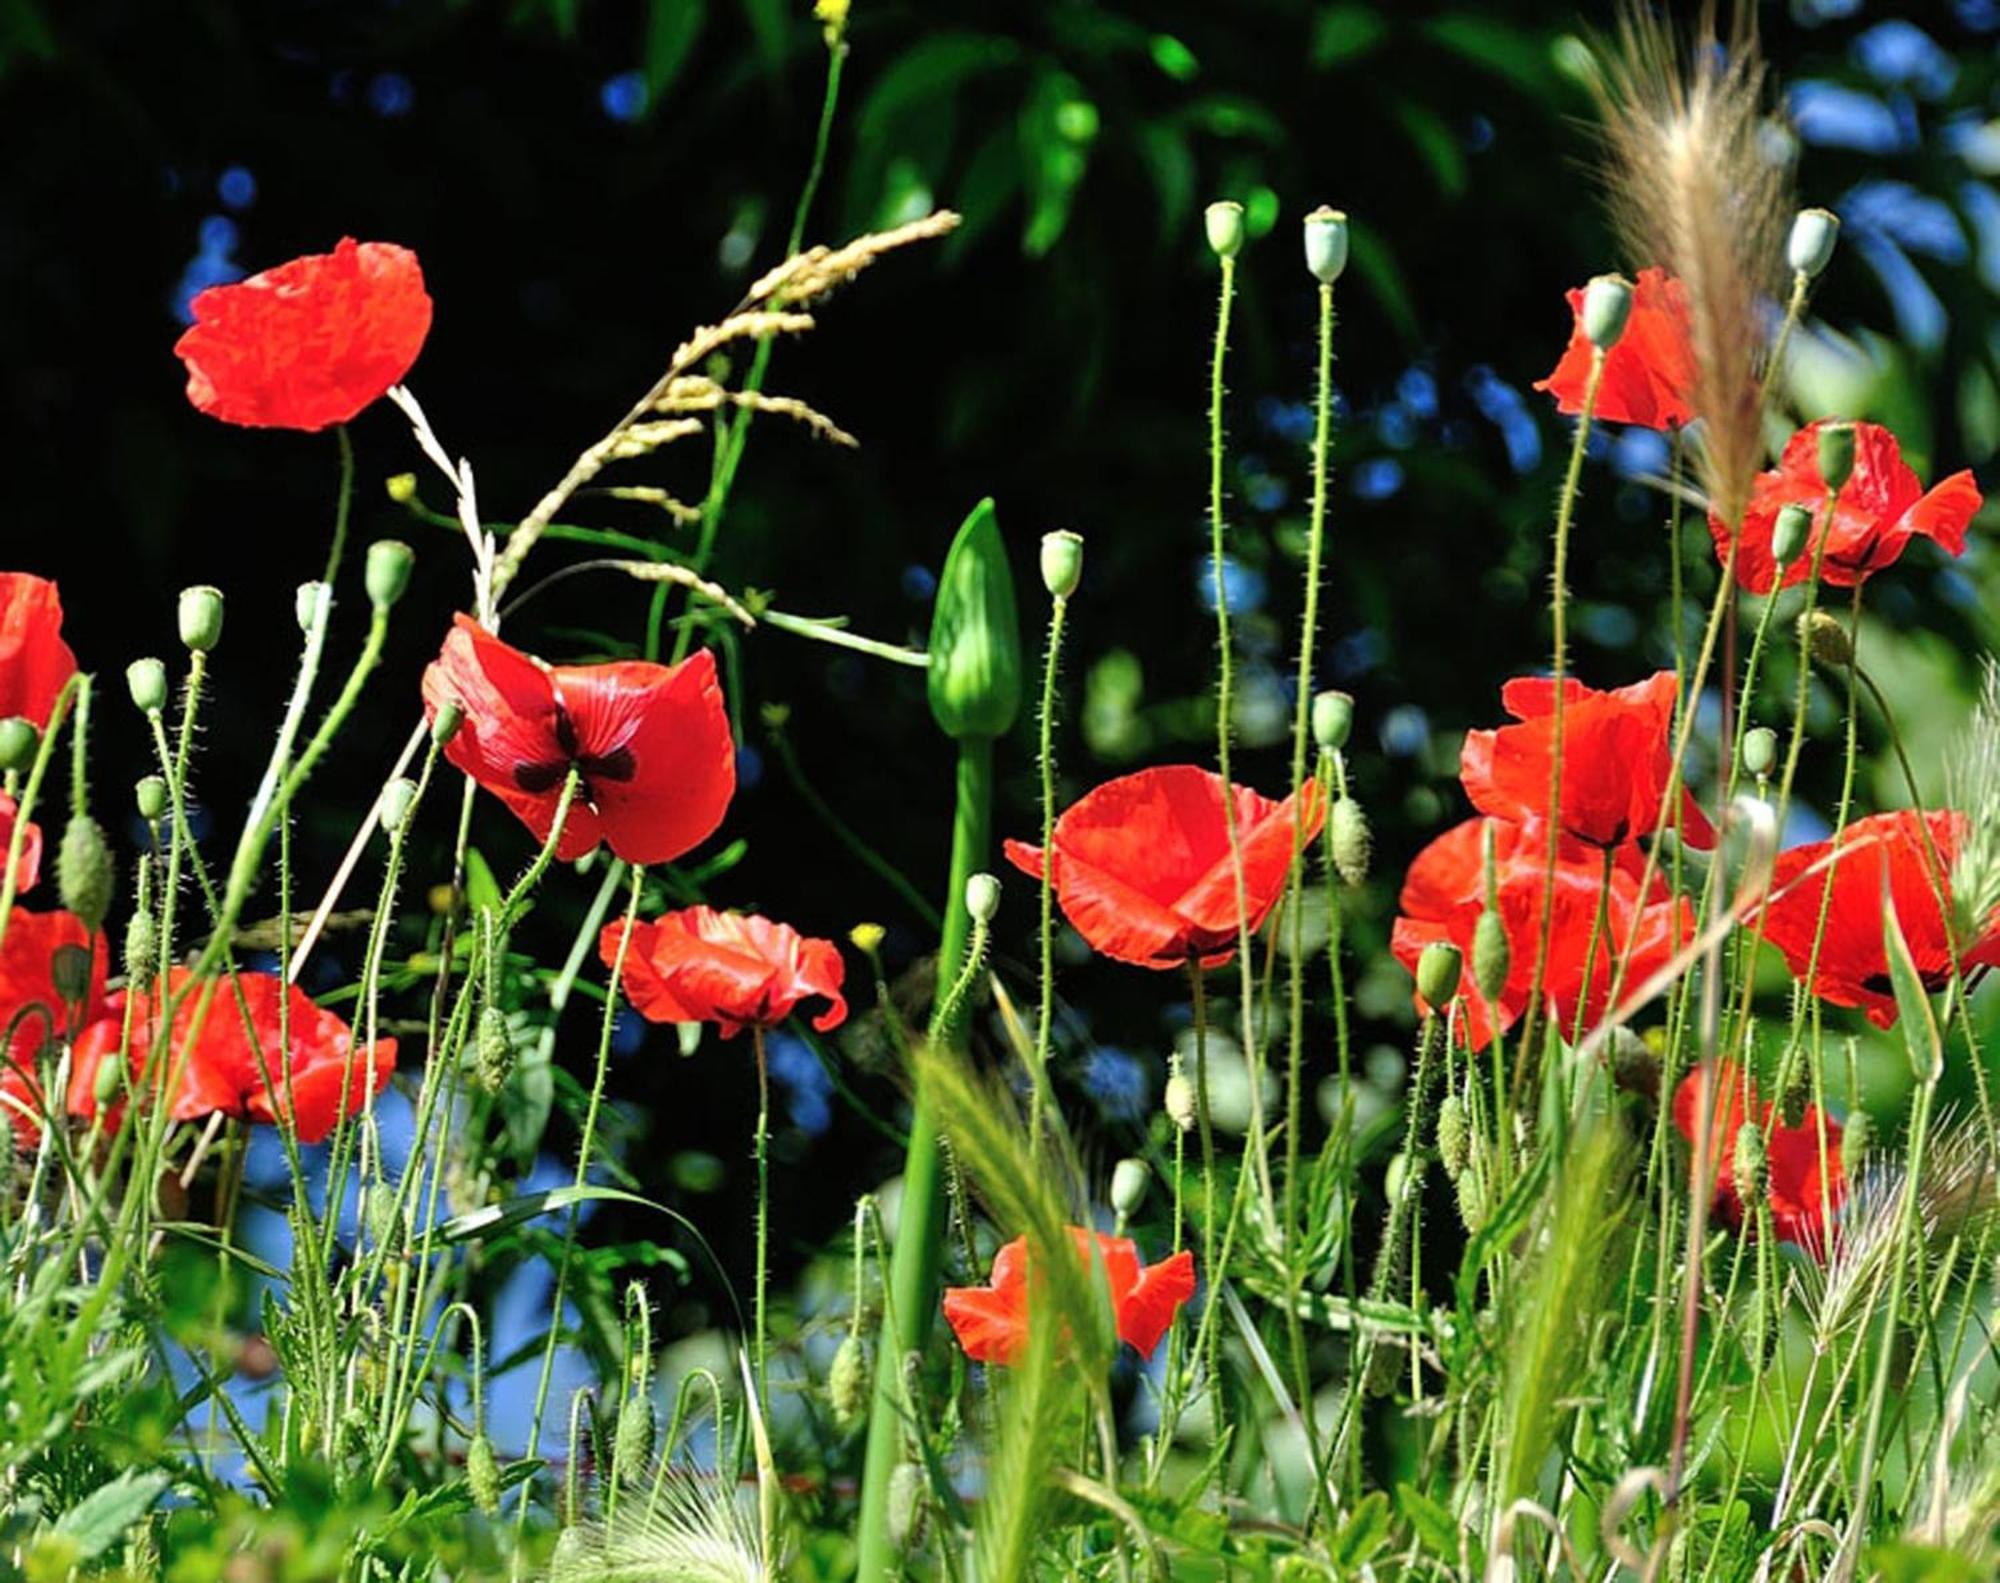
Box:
left=926, top=499, right=1023, bottom=741
left=1110, top=1156, right=1151, bottom=1217
left=123, top=909, right=157, bottom=983
left=1435, top=1093, right=1469, bottom=1179
left=1772, top=502, right=1813, bottom=567
left=0, top=718, right=36, bottom=773
left=51, top=942, right=92, bottom=1006
left=1164, top=1071, right=1198, bottom=1133
left=1363, top=1335, right=1402, bottom=1397
left=1802, top=609, right=1853, bottom=670
left=58, top=815, right=113, bottom=930
left=1311, top=690, right=1354, bottom=753
left=92, top=1040, right=125, bottom=1107
left=1472, top=909, right=1510, bottom=1003
left=1778, top=1059, right=1811, bottom=1129
left=466, top=1433, right=501, bottom=1515
left=1303, top=205, right=1349, bottom=284
left=1204, top=200, right=1246, bottom=260
left=1607, top=1027, right=1659, bottom=1096
left=1416, top=940, right=1462, bottom=1009
left=363, top=1182, right=400, bottom=1250
left=1733, top=1123, right=1768, bottom=1204
left=1788, top=207, right=1840, bottom=280
left=964, top=871, right=1001, bottom=924
left=887, top=1462, right=928, bottom=1548
left=1329, top=796, right=1371, bottom=886
left=1842, top=1109, right=1872, bottom=1163
left=1039, top=530, right=1083, bottom=600
left=1384, top=1150, right=1410, bottom=1206
left=295, top=581, right=330, bottom=634
left=828, top=1332, right=869, bottom=1429
left=613, top=1396, right=655, bottom=1479
left=126, top=658, right=168, bottom=716
left=365, top=540, right=415, bottom=611
left=1454, top=1166, right=1486, bottom=1232
left=476, top=1005, right=513, bottom=1093
left=177, top=585, right=225, bottom=653
left=1582, top=273, right=1634, bottom=351
left=380, top=777, right=418, bottom=836
left=135, top=776, right=168, bottom=823
left=431, top=701, right=464, bottom=748
left=1817, top=423, right=1857, bottom=494
left=1743, top=727, right=1777, bottom=781
left=385, top=472, right=419, bottom=505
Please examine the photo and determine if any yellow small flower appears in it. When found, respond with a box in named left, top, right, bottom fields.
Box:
left=385, top=471, right=418, bottom=503
left=849, top=921, right=886, bottom=955
left=814, top=0, right=849, bottom=41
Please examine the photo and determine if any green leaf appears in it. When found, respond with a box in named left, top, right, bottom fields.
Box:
left=1311, top=5, right=1388, bottom=70
left=54, top=1471, right=171, bottom=1561
left=1869, top=1543, right=1984, bottom=1583
left=1884, top=881, right=1943, bottom=1081
left=463, top=847, right=503, bottom=919
left=1392, top=100, right=1466, bottom=199
left=1396, top=1482, right=1467, bottom=1564
left=643, top=0, right=706, bottom=106
left=856, top=33, right=1020, bottom=151
left=737, top=0, right=786, bottom=76
left=1329, top=1491, right=1392, bottom=1574
left=1423, top=13, right=1560, bottom=97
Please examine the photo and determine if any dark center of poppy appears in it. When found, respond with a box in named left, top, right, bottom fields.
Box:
left=511, top=704, right=636, bottom=801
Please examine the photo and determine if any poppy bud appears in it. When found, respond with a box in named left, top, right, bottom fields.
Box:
left=887, top=1462, right=927, bottom=1549
left=476, top=1005, right=513, bottom=1093
left=1771, top=502, right=1813, bottom=567
left=385, top=472, right=419, bottom=505
left=1204, top=200, right=1246, bottom=260
left=613, top=1396, right=655, bottom=1479
left=1303, top=205, right=1349, bottom=285
left=1110, top=1156, right=1151, bottom=1217
left=51, top=941, right=92, bottom=1006
left=1788, top=207, right=1840, bottom=280
left=1607, top=1027, right=1658, bottom=1096
left=1384, top=1150, right=1410, bottom=1205
left=126, top=658, right=169, bottom=717
left=1732, top=1122, right=1768, bottom=1205
left=965, top=871, right=1002, bottom=924
left=1582, top=273, right=1635, bottom=351
left=1472, top=910, right=1510, bottom=1004
left=1435, top=1092, right=1468, bottom=1178
left=1416, top=940, right=1462, bottom=1009
left=1801, top=609, right=1853, bottom=670
left=1363, top=1335, right=1403, bottom=1397
left=1816, top=423, right=1856, bottom=494
left=136, top=775, right=168, bottom=823
left=1843, top=1109, right=1872, bottom=1163
left=1164, top=1070, right=1198, bottom=1133
left=466, top=1433, right=501, bottom=1515
left=1743, top=727, right=1777, bottom=781
left=296, top=581, right=330, bottom=634
left=431, top=701, right=464, bottom=748
left=366, top=540, right=416, bottom=612
left=0, top=718, right=36, bottom=773
left=1329, top=796, right=1371, bottom=886
left=380, top=777, right=418, bottom=836
left=1039, top=530, right=1084, bottom=600
left=1778, top=1058, right=1810, bottom=1129
left=926, top=499, right=1023, bottom=742
left=363, top=1183, right=400, bottom=1251
left=178, top=585, right=225, bottom=654
left=829, top=1331, right=869, bottom=1429
left=124, top=909, right=157, bottom=984
left=1454, top=1166, right=1486, bottom=1232
left=58, top=814, right=113, bottom=931
left=849, top=922, right=886, bottom=956
left=1311, top=690, right=1354, bottom=753
left=94, top=1042, right=125, bottom=1107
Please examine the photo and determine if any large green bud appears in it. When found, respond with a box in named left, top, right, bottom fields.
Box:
left=927, top=498, right=1022, bottom=741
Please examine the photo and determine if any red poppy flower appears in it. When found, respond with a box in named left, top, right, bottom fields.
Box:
left=0, top=573, right=79, bottom=730
left=601, top=907, right=847, bottom=1038
left=1460, top=672, right=1713, bottom=851
left=0, top=908, right=110, bottom=1145
left=1392, top=817, right=1691, bottom=1048
left=1757, top=810, right=2000, bottom=1029
left=942, top=1227, right=1197, bottom=1367
left=1712, top=421, right=1982, bottom=595
left=174, top=238, right=433, bottom=432
left=0, top=796, right=41, bottom=894
left=1003, top=766, right=1325, bottom=970
left=1673, top=1061, right=1843, bottom=1252
left=1535, top=267, right=1698, bottom=430
left=423, top=616, right=735, bottom=868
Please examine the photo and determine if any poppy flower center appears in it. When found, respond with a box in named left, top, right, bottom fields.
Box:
left=511, top=705, right=637, bottom=800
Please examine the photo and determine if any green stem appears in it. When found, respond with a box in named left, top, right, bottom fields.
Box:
left=1030, top=593, right=1069, bottom=1159
left=753, top=1025, right=772, bottom=1408
left=325, top=424, right=355, bottom=588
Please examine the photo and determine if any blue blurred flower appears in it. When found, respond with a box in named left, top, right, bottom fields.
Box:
left=1197, top=554, right=1267, bottom=615
left=601, top=70, right=649, bottom=124
left=1789, top=82, right=1913, bottom=154
left=1351, top=457, right=1404, bottom=500
left=768, top=1033, right=833, bottom=1136
left=1082, top=1046, right=1148, bottom=1122
left=1853, top=21, right=1955, bottom=98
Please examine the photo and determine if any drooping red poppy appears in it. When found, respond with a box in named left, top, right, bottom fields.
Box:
left=173, top=238, right=433, bottom=432
left=0, top=796, right=42, bottom=894
left=0, top=908, right=110, bottom=1145
left=1757, top=809, right=2000, bottom=1029
left=1535, top=266, right=1698, bottom=430
left=942, top=1227, right=1197, bottom=1367
left=423, top=616, right=736, bottom=868
left=1003, top=765, right=1325, bottom=970
left=601, top=907, right=847, bottom=1038
left=1673, top=1060, right=1844, bottom=1252
left=1711, top=421, right=1983, bottom=595
left=0, top=573, right=79, bottom=730
left=1460, top=672, right=1713, bottom=852
left=1392, top=816, right=1691, bottom=1048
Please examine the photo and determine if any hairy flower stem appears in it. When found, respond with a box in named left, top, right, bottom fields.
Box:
left=1029, top=593, right=1069, bottom=1159
left=0, top=675, right=77, bottom=952
left=1189, top=961, right=1222, bottom=1432
left=855, top=735, right=992, bottom=1583
left=752, top=1026, right=772, bottom=1408
left=324, top=423, right=355, bottom=588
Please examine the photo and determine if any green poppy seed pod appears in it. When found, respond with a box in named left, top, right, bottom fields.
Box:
left=1802, top=609, right=1854, bottom=670
left=1204, top=199, right=1246, bottom=260
left=385, top=471, right=419, bottom=505
left=177, top=585, right=225, bottom=654
left=887, top=1462, right=928, bottom=1549
left=1311, top=690, right=1354, bottom=753
left=1329, top=796, right=1371, bottom=886
left=1732, top=1122, right=1768, bottom=1205
left=1454, top=1166, right=1486, bottom=1233
left=926, top=498, right=1023, bottom=742
left=1788, top=207, right=1840, bottom=280
left=476, top=1004, right=513, bottom=1093
left=466, top=1433, right=501, bottom=1515
left=828, top=1332, right=869, bottom=1429
left=295, top=581, right=330, bottom=634
left=1110, top=1156, right=1151, bottom=1217
left=613, top=1396, right=655, bottom=1480
left=1435, top=1093, right=1469, bottom=1179
left=0, top=718, right=36, bottom=773
left=1471, top=909, right=1510, bottom=1004
left=51, top=941, right=93, bottom=1006
left=1582, top=272, right=1635, bottom=351
left=58, top=814, right=113, bottom=931
left=1771, top=502, right=1814, bottom=567
left=135, top=775, right=168, bottom=823
left=1303, top=205, right=1349, bottom=284
left=432, top=701, right=464, bottom=748
left=1817, top=423, right=1857, bottom=493
left=93, top=1038, right=125, bottom=1107
left=964, top=871, right=1001, bottom=924
left=1416, top=940, right=1462, bottom=1010
left=123, top=909, right=157, bottom=984
left=380, top=777, right=418, bottom=837
left=1164, top=1070, right=1198, bottom=1133
left=1039, top=529, right=1084, bottom=600
left=126, top=657, right=168, bottom=717
left=365, top=539, right=415, bottom=612
left=1743, top=727, right=1778, bottom=781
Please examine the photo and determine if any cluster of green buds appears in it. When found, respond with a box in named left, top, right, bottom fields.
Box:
left=1311, top=691, right=1371, bottom=885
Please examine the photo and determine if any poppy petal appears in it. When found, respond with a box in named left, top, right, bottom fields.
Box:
left=1117, top=1249, right=1196, bottom=1358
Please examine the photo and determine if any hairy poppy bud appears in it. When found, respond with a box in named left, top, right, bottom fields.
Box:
left=295, top=581, right=330, bottom=634
left=58, top=815, right=113, bottom=930
left=178, top=585, right=225, bottom=654
left=1843, top=1109, right=1872, bottom=1163
left=0, top=718, right=36, bottom=773
left=476, top=1005, right=512, bottom=1093
left=1788, top=207, right=1840, bottom=280
left=1416, top=940, right=1462, bottom=1009
left=385, top=472, right=419, bottom=505
left=1329, top=796, right=1371, bottom=885
left=1303, top=205, right=1349, bottom=285
left=1771, top=502, right=1813, bottom=567
left=1363, top=1335, right=1403, bottom=1397
left=613, top=1396, right=655, bottom=1480
left=380, top=777, right=418, bottom=836
left=466, top=1433, right=501, bottom=1515
left=1607, top=1027, right=1658, bottom=1096
left=366, top=540, right=415, bottom=612
left=126, top=658, right=168, bottom=717
left=1472, top=910, right=1510, bottom=1004
left=1778, top=1058, right=1810, bottom=1129
left=1110, top=1156, right=1151, bottom=1217
left=1802, top=609, right=1854, bottom=670
left=1040, top=530, right=1084, bottom=600
left=927, top=499, right=1023, bottom=742
left=1732, top=1122, right=1768, bottom=1205
left=431, top=701, right=464, bottom=748
left=136, top=775, right=168, bottom=823
left=124, top=909, right=157, bottom=984
left=1204, top=200, right=1246, bottom=260
left=1164, top=1070, right=1198, bottom=1133
left=965, top=871, right=1001, bottom=924
left=1582, top=273, right=1635, bottom=351
left=93, top=1038, right=125, bottom=1107
left=849, top=922, right=886, bottom=955
left=1311, top=690, right=1353, bottom=753
left=1743, top=727, right=1777, bottom=781
left=887, top=1462, right=927, bottom=1549
left=829, top=1332, right=869, bottom=1429
left=1817, top=423, right=1857, bottom=494
left=1435, top=1092, right=1468, bottom=1179
left=1454, top=1166, right=1485, bottom=1232
left=51, top=941, right=92, bottom=1006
